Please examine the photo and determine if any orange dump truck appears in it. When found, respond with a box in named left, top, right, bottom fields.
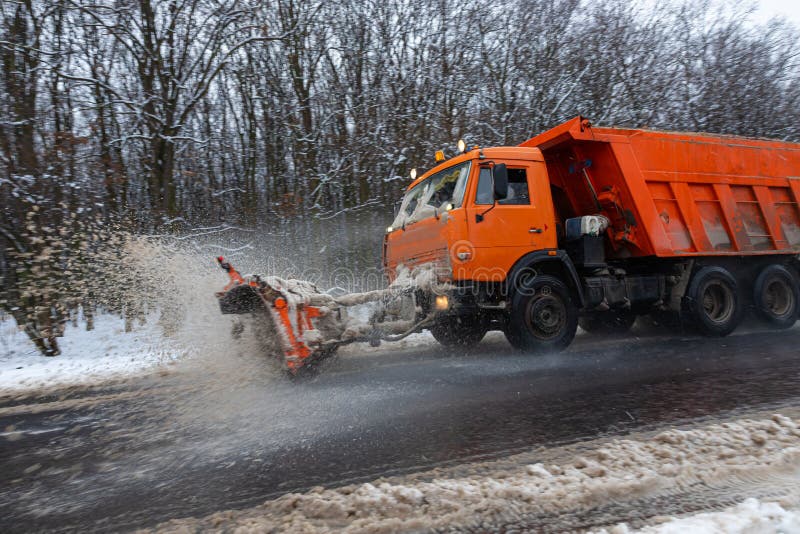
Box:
left=217, top=116, right=800, bottom=373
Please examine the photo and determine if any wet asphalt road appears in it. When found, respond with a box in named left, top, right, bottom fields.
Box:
left=1, top=326, right=799, bottom=532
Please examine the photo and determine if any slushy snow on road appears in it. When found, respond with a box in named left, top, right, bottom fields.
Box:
left=598, top=498, right=800, bottom=533
left=152, top=414, right=800, bottom=533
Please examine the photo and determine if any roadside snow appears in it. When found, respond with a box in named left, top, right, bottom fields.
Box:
left=151, top=414, right=800, bottom=533
left=0, top=315, right=183, bottom=393
left=0, top=301, right=435, bottom=393
left=599, top=498, right=800, bottom=533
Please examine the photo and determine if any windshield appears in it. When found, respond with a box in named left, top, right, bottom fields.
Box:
left=391, top=161, right=471, bottom=228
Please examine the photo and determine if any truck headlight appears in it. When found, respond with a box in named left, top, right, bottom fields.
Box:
left=434, top=295, right=449, bottom=311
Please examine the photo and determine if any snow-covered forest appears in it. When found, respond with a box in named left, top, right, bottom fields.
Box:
left=2, top=0, right=800, bottom=353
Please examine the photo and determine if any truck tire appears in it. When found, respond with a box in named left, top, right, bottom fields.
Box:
left=579, top=311, right=637, bottom=334
left=683, top=266, right=742, bottom=337
left=505, top=275, right=578, bottom=353
left=753, top=264, right=799, bottom=329
left=430, top=316, right=488, bottom=347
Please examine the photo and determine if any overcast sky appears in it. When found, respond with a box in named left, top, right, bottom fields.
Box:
left=637, top=0, right=800, bottom=26
left=753, top=0, right=800, bottom=25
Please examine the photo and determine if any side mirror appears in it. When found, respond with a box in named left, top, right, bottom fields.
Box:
left=493, top=163, right=508, bottom=200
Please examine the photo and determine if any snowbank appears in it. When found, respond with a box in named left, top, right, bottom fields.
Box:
left=151, top=414, right=800, bottom=533
left=0, top=315, right=183, bottom=393
left=599, top=498, right=800, bottom=533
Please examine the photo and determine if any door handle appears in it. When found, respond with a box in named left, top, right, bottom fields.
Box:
left=529, top=227, right=543, bottom=234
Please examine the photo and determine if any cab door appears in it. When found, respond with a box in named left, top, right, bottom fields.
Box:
left=461, top=160, right=556, bottom=280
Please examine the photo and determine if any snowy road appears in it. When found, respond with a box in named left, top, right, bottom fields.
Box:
left=1, top=326, right=799, bottom=532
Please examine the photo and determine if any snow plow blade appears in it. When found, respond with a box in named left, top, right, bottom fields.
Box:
left=214, top=256, right=440, bottom=374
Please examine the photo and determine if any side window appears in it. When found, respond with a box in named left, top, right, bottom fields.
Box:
left=475, top=168, right=493, bottom=205
left=499, top=168, right=530, bottom=205
left=475, top=167, right=530, bottom=205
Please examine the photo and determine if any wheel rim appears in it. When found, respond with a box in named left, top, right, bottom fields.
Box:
left=525, top=288, right=566, bottom=340
left=763, top=277, right=794, bottom=317
left=701, top=281, right=734, bottom=324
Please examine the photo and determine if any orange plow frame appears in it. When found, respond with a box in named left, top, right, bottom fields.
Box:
left=215, top=256, right=435, bottom=374
left=215, top=256, right=332, bottom=374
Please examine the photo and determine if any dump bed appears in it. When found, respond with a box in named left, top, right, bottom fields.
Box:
left=522, top=117, right=800, bottom=258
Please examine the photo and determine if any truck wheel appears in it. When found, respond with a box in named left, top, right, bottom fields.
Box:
left=684, top=266, right=742, bottom=337
left=430, top=316, right=488, bottom=347
left=506, top=275, right=578, bottom=353
left=753, top=264, right=799, bottom=329
left=579, top=311, right=636, bottom=334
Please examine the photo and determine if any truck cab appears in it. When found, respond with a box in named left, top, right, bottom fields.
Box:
left=383, top=146, right=585, bottom=351
left=383, top=147, right=558, bottom=283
